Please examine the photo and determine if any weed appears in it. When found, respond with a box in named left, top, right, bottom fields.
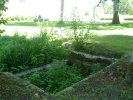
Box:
left=0, top=31, right=68, bottom=73
left=24, top=61, right=82, bottom=93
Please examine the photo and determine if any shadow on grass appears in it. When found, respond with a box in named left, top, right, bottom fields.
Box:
left=87, top=23, right=133, bottom=30
left=91, top=35, right=133, bottom=53
left=74, top=35, right=133, bottom=58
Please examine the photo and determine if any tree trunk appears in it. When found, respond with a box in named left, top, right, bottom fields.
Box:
left=60, top=0, right=64, bottom=21
left=112, top=0, right=120, bottom=24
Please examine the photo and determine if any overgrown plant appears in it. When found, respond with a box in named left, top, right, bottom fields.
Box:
left=0, top=31, right=68, bottom=73
left=70, top=12, right=91, bottom=50
left=61, top=7, right=91, bottom=50
left=24, top=61, right=82, bottom=93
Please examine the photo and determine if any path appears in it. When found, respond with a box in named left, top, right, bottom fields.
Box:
left=1, top=26, right=133, bottom=38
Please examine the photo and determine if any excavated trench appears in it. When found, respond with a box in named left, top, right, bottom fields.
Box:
left=15, top=50, right=117, bottom=94
left=0, top=51, right=132, bottom=99
left=67, top=50, right=116, bottom=77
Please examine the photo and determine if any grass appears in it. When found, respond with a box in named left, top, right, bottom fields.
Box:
left=73, top=35, right=133, bottom=58
left=87, top=23, right=133, bottom=30
left=0, top=32, right=68, bottom=73
left=1, top=20, right=133, bottom=99
left=5, top=21, right=38, bottom=26
left=5, top=21, right=57, bottom=27
left=23, top=61, right=83, bottom=94
left=5, top=21, right=133, bottom=30
left=90, top=35, right=133, bottom=53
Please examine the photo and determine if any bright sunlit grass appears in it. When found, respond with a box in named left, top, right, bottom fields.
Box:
left=83, top=34, right=133, bottom=57
left=5, top=21, right=133, bottom=30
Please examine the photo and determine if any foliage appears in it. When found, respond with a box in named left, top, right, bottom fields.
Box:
left=0, top=31, right=68, bottom=73
left=119, top=0, right=133, bottom=15
left=104, top=0, right=133, bottom=15
left=61, top=8, right=91, bottom=48
left=68, top=8, right=90, bottom=42
left=25, top=61, right=82, bottom=93
left=91, top=64, right=104, bottom=74
left=0, top=0, right=8, bottom=35
left=6, top=16, right=35, bottom=21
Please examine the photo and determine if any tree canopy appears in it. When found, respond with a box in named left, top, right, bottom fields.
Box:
left=0, top=0, right=8, bottom=34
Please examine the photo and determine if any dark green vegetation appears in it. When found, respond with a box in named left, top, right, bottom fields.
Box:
left=22, top=34, right=133, bottom=94
left=23, top=57, right=108, bottom=94
left=1, top=28, right=133, bottom=95
left=24, top=61, right=83, bottom=94
left=0, top=32, right=68, bottom=73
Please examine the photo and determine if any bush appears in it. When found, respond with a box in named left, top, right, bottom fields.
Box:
left=6, top=16, right=35, bottom=21
left=25, top=61, right=82, bottom=93
left=0, top=31, right=68, bottom=73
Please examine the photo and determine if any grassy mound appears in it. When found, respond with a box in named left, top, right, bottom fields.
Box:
left=0, top=72, right=54, bottom=100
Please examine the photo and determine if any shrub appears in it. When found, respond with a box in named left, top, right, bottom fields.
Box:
left=0, top=31, right=68, bottom=73
left=6, top=16, right=35, bottom=21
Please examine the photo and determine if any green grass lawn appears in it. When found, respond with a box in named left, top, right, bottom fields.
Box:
left=5, top=21, right=57, bottom=27
left=87, top=23, right=133, bottom=30
left=90, top=35, right=133, bottom=53
left=5, top=21, right=133, bottom=30
left=74, top=35, right=133, bottom=58
left=5, top=21, right=38, bottom=26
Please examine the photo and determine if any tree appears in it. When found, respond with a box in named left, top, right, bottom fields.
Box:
left=0, top=0, right=8, bottom=34
left=119, top=0, right=133, bottom=15
left=60, top=0, right=64, bottom=21
left=99, top=0, right=120, bottom=24
left=112, top=0, right=120, bottom=24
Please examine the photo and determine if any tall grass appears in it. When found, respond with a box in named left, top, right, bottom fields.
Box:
left=0, top=31, right=68, bottom=73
